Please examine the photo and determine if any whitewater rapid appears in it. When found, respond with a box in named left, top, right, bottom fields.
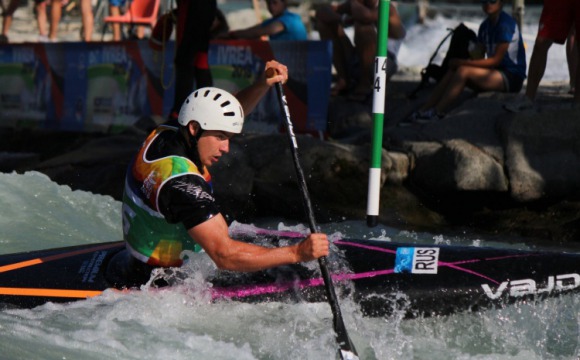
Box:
left=0, top=171, right=578, bottom=359
left=0, top=5, right=578, bottom=358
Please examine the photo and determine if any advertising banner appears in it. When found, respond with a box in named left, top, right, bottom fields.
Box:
left=60, top=41, right=167, bottom=132
left=0, top=40, right=331, bottom=134
left=208, top=39, right=332, bottom=135
left=0, top=43, right=58, bottom=128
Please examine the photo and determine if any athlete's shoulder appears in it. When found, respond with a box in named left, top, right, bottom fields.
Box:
left=165, top=174, right=213, bottom=200
left=158, top=173, right=219, bottom=227
left=160, top=171, right=213, bottom=210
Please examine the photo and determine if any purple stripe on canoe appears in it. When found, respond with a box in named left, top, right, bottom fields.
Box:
left=211, top=237, right=539, bottom=300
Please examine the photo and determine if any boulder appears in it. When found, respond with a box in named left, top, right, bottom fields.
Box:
left=499, top=108, right=580, bottom=202
left=3, top=80, right=579, bottom=243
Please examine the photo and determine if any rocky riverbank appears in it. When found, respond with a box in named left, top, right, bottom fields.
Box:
left=1, top=2, right=578, bottom=244
left=327, top=75, right=580, bottom=243
left=2, top=74, right=579, bottom=244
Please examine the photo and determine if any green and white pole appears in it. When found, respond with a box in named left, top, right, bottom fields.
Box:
left=366, top=0, right=390, bottom=227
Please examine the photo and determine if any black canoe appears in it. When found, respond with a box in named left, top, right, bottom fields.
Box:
left=0, top=234, right=579, bottom=318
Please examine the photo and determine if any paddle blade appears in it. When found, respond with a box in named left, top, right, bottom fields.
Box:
left=340, top=349, right=359, bottom=360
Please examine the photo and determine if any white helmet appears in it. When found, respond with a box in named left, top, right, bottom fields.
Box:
left=178, top=87, right=244, bottom=133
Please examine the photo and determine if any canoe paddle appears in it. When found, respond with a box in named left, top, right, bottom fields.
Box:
left=267, top=68, right=359, bottom=360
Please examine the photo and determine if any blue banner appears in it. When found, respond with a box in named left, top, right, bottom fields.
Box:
left=0, top=40, right=332, bottom=134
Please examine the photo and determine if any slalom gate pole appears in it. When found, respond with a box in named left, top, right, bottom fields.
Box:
left=366, top=0, right=390, bottom=227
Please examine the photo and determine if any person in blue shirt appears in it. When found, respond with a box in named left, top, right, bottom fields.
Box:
left=226, top=0, right=307, bottom=41
left=404, top=0, right=526, bottom=124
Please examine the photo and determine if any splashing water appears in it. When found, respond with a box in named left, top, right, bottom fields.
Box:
left=0, top=171, right=578, bottom=359
left=0, top=4, right=577, bottom=358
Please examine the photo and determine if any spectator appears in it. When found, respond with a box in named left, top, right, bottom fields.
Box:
left=150, top=5, right=230, bottom=123
left=315, top=0, right=406, bottom=102
left=210, top=7, right=229, bottom=39
left=0, top=0, right=20, bottom=43
left=402, top=0, right=525, bottom=125
left=170, top=0, right=217, bottom=120
left=47, top=0, right=61, bottom=41
left=79, top=0, right=93, bottom=41
left=505, top=1, right=580, bottom=112
left=108, top=0, right=144, bottom=40
left=226, top=0, right=307, bottom=41
left=34, top=0, right=49, bottom=42
left=566, top=27, right=577, bottom=95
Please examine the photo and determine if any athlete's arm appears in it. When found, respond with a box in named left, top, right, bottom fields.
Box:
left=187, top=213, right=329, bottom=272
left=235, top=60, right=288, bottom=115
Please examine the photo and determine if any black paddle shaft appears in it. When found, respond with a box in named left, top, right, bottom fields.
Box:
left=272, top=81, right=359, bottom=360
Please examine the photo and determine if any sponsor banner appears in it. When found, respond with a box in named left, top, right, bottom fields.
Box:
left=61, top=41, right=165, bottom=132
left=394, top=247, right=440, bottom=274
left=0, top=43, right=57, bottom=128
left=0, top=40, right=331, bottom=134
left=208, top=39, right=332, bottom=134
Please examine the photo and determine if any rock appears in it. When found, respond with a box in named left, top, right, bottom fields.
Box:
left=3, top=80, right=579, bottom=243
left=500, top=107, right=580, bottom=202
left=410, top=138, right=508, bottom=193
left=0, top=152, right=40, bottom=172
left=29, top=133, right=145, bottom=200
left=214, top=134, right=392, bottom=223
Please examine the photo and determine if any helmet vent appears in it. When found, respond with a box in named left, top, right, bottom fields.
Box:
left=178, top=87, right=244, bottom=133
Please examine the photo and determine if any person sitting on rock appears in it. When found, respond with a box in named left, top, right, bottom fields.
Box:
left=115, top=60, right=328, bottom=286
left=315, top=0, right=406, bottom=102
left=403, top=0, right=525, bottom=125
left=225, top=0, right=307, bottom=41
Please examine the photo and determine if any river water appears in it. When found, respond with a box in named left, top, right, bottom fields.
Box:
left=1, top=6, right=579, bottom=360
left=1, top=171, right=578, bottom=359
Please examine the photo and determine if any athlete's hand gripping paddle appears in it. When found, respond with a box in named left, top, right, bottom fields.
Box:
left=266, top=67, right=359, bottom=360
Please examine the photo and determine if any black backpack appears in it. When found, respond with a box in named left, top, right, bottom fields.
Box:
left=409, top=23, right=478, bottom=99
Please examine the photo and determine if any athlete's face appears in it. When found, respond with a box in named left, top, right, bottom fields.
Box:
left=196, top=130, right=233, bottom=167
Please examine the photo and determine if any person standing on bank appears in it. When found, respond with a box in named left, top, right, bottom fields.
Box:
left=119, top=60, right=328, bottom=280
left=169, top=0, right=218, bottom=121
left=505, top=0, right=580, bottom=112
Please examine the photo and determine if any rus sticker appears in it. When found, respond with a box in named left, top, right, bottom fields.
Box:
left=395, top=247, right=440, bottom=274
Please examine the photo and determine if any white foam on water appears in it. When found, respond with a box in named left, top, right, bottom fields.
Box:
left=0, top=167, right=578, bottom=359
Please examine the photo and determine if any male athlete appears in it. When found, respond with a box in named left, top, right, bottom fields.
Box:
left=113, top=60, right=329, bottom=285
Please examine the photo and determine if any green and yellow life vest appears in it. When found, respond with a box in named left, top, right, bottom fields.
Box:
left=122, top=125, right=210, bottom=267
